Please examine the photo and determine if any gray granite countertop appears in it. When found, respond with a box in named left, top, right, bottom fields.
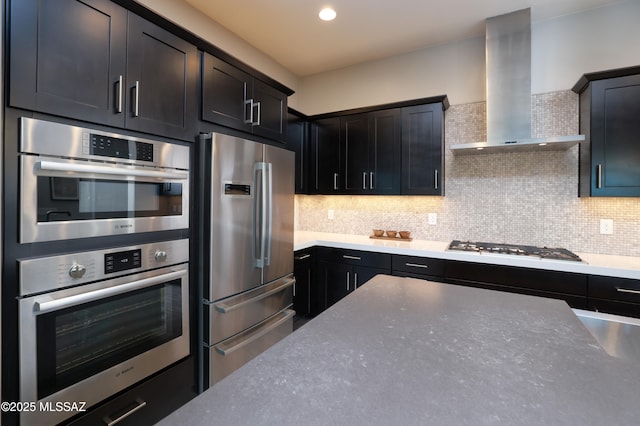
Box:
left=160, top=275, right=640, bottom=425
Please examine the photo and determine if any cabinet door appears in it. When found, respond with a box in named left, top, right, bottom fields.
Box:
left=287, top=112, right=309, bottom=194
left=319, top=261, right=351, bottom=309
left=310, top=118, right=342, bottom=193
left=369, top=109, right=401, bottom=194
left=252, top=79, right=288, bottom=142
left=352, top=266, right=386, bottom=289
left=401, top=104, right=444, bottom=195
left=293, top=250, right=313, bottom=316
left=9, top=0, right=127, bottom=127
left=590, top=75, right=640, bottom=196
left=201, top=53, right=252, bottom=132
left=126, top=14, right=197, bottom=140
left=342, top=114, right=370, bottom=193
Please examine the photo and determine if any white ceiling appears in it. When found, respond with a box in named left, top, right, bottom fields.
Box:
left=184, top=0, right=621, bottom=77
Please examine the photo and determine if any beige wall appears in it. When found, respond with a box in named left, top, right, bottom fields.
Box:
left=298, top=0, right=640, bottom=114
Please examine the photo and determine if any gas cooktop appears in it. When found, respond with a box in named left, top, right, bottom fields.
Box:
left=448, top=240, right=583, bottom=262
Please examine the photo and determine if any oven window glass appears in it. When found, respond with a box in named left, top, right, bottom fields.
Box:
left=35, top=280, right=183, bottom=399
left=37, top=177, right=182, bottom=222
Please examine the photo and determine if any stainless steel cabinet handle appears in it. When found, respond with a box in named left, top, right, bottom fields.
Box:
left=103, top=398, right=147, bottom=426
left=616, top=287, right=640, bottom=295
left=213, top=277, right=296, bottom=313
left=294, top=254, right=311, bottom=261
left=370, top=172, right=374, bottom=190
left=346, top=272, right=350, bottom=291
left=36, top=160, right=189, bottom=180
left=333, top=173, right=339, bottom=190
left=405, top=262, right=429, bottom=269
left=354, top=272, right=358, bottom=289
left=253, top=101, right=261, bottom=126
left=342, top=255, right=362, bottom=260
left=363, top=172, right=367, bottom=190
left=115, top=75, right=123, bottom=114
left=35, top=269, right=187, bottom=314
left=214, top=309, right=295, bottom=356
left=133, top=80, right=140, bottom=117
left=244, top=98, right=254, bottom=124
left=434, top=169, right=439, bottom=190
left=597, top=164, right=602, bottom=189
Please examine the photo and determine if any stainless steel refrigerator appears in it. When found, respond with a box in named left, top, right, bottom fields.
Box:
left=198, top=132, right=295, bottom=389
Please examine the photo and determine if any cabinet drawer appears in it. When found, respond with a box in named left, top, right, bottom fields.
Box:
left=589, top=275, right=640, bottom=304
left=316, top=247, right=391, bottom=268
left=392, top=255, right=444, bottom=277
left=446, top=261, right=587, bottom=296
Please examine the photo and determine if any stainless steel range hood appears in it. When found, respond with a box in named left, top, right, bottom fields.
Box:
left=451, top=8, right=584, bottom=155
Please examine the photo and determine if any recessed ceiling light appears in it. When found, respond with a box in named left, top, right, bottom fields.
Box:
left=319, top=7, right=336, bottom=21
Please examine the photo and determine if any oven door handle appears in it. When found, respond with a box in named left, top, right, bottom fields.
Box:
left=34, top=269, right=187, bottom=314
left=37, top=160, right=189, bottom=180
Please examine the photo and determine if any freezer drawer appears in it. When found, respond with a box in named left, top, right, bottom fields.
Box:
left=205, top=274, right=295, bottom=344
left=209, top=308, right=295, bottom=385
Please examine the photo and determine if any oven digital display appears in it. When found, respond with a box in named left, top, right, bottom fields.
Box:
left=90, top=134, right=154, bottom=162
left=105, top=249, right=142, bottom=274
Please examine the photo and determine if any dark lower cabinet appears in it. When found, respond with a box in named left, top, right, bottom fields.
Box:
left=445, top=260, right=588, bottom=309
left=391, top=255, right=445, bottom=281
left=315, top=247, right=391, bottom=312
left=66, top=357, right=196, bottom=426
left=588, top=275, right=640, bottom=318
left=293, top=249, right=314, bottom=316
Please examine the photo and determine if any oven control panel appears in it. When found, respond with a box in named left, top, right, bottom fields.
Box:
left=105, top=249, right=142, bottom=274
left=18, top=239, right=189, bottom=297
left=87, top=133, right=154, bottom=162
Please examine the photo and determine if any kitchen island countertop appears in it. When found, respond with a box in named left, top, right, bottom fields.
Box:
left=159, top=275, right=640, bottom=425
left=294, top=231, right=640, bottom=280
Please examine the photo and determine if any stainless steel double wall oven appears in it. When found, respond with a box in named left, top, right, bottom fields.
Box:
left=11, top=117, right=192, bottom=425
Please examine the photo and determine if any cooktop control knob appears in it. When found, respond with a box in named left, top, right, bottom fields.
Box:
left=155, top=250, right=168, bottom=262
left=69, top=264, right=87, bottom=279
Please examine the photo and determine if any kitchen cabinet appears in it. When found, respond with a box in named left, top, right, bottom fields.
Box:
left=401, top=103, right=444, bottom=195
left=588, top=275, right=640, bottom=318
left=316, top=247, right=391, bottom=312
left=293, top=248, right=315, bottom=316
left=342, top=110, right=401, bottom=194
left=287, top=110, right=309, bottom=194
left=202, top=53, right=288, bottom=142
left=9, top=0, right=198, bottom=141
left=391, top=254, right=445, bottom=281
left=573, top=66, right=640, bottom=197
left=305, top=96, right=447, bottom=195
left=310, top=117, right=342, bottom=193
left=445, top=260, right=588, bottom=309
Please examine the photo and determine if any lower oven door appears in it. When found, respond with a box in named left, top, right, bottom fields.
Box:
left=18, top=264, right=190, bottom=426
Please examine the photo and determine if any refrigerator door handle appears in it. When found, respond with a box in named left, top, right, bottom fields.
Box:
left=254, top=162, right=271, bottom=268
left=265, top=162, right=273, bottom=267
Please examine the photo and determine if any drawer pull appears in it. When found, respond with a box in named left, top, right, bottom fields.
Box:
left=294, top=254, right=311, bottom=260
left=103, top=398, right=147, bottom=426
left=342, top=255, right=362, bottom=260
left=616, top=287, right=640, bottom=295
left=213, top=277, right=295, bottom=313
left=405, top=262, right=429, bottom=269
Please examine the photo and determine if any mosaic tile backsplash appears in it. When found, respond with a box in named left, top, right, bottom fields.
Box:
left=295, top=91, right=640, bottom=257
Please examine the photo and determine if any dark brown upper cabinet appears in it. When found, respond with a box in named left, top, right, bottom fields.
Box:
left=201, top=52, right=288, bottom=142
left=573, top=66, right=640, bottom=197
left=9, top=0, right=198, bottom=141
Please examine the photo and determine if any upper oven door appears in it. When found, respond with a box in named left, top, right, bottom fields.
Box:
left=20, top=155, right=189, bottom=243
